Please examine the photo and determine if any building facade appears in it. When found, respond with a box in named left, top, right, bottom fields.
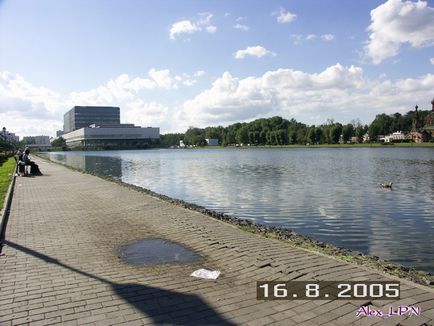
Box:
left=63, top=106, right=120, bottom=133
left=23, top=136, right=51, bottom=148
left=1, top=127, right=19, bottom=143
left=383, top=131, right=406, bottom=143
left=63, top=123, right=159, bottom=149
left=205, top=138, right=219, bottom=146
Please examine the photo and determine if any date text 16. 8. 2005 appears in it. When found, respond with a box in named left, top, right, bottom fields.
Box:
left=257, top=281, right=400, bottom=300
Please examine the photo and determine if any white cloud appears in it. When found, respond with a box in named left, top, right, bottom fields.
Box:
left=291, top=34, right=304, bottom=45
left=0, top=72, right=66, bottom=115
left=79, top=69, right=197, bottom=100
left=430, top=58, right=434, bottom=65
left=180, top=64, right=434, bottom=129
left=234, top=24, right=249, bottom=31
left=71, top=69, right=195, bottom=105
left=206, top=25, right=217, bottom=33
left=169, top=20, right=199, bottom=40
left=234, top=46, right=276, bottom=59
left=0, top=72, right=71, bottom=136
left=124, top=100, right=170, bottom=128
left=293, top=33, right=335, bottom=43
left=194, top=70, right=205, bottom=77
left=170, top=13, right=217, bottom=40
left=3, top=65, right=434, bottom=137
left=274, top=8, right=296, bottom=23
left=365, top=0, right=434, bottom=64
left=148, top=69, right=176, bottom=89
left=321, top=34, right=335, bottom=41
left=0, top=69, right=198, bottom=136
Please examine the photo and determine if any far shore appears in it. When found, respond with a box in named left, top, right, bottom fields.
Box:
left=198, top=142, right=434, bottom=149
left=40, top=141, right=434, bottom=152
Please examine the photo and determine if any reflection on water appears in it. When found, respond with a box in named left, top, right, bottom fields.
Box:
left=49, top=153, right=123, bottom=179
left=42, top=148, right=434, bottom=273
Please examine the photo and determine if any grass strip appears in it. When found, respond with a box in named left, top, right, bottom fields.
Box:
left=0, top=157, right=16, bottom=211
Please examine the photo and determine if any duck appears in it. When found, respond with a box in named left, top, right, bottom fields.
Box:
left=380, top=182, right=393, bottom=189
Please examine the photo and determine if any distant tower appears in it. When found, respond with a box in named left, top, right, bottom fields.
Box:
left=431, top=97, right=434, bottom=112
left=414, top=105, right=420, bottom=130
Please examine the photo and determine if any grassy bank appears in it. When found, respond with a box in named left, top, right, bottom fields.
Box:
left=0, top=157, right=15, bottom=211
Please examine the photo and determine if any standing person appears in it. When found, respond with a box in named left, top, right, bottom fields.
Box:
left=15, top=149, right=23, bottom=161
left=14, top=149, right=24, bottom=175
left=22, top=148, right=43, bottom=176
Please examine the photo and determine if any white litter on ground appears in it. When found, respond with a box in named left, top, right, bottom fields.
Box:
left=190, top=268, right=221, bottom=280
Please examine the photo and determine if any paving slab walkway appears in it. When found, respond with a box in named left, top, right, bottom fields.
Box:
left=0, top=159, right=433, bottom=326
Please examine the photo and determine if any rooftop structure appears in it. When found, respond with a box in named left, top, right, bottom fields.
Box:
left=63, top=106, right=120, bottom=133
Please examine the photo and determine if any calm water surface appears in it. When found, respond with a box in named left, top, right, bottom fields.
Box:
left=43, top=148, right=434, bottom=273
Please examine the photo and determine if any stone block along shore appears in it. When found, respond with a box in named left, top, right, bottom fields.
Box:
left=1, top=159, right=433, bottom=325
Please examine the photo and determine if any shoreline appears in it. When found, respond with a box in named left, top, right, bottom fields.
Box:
left=37, top=153, right=434, bottom=287
left=40, top=141, right=434, bottom=152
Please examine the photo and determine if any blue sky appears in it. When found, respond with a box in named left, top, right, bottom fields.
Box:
left=0, top=0, right=433, bottom=137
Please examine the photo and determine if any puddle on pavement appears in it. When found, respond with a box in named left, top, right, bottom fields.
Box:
left=118, top=238, right=202, bottom=265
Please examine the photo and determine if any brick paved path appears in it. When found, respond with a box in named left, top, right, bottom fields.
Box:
left=1, top=159, right=433, bottom=326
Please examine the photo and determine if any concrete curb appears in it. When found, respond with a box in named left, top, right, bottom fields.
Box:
left=0, top=170, right=16, bottom=254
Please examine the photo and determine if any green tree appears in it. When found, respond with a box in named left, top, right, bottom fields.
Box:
left=160, top=133, right=184, bottom=147
left=355, top=125, right=367, bottom=142
left=236, top=125, right=249, bottom=144
left=342, top=124, right=355, bottom=142
left=204, top=126, right=224, bottom=140
left=315, top=127, right=324, bottom=144
left=184, top=127, right=206, bottom=146
left=307, top=126, right=316, bottom=144
left=51, top=137, right=67, bottom=149
left=296, top=127, right=307, bottom=144
left=330, top=123, right=343, bottom=144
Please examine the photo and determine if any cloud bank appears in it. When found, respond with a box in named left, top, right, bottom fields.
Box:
left=1, top=65, right=433, bottom=137
left=180, top=64, right=434, bottom=129
left=365, top=0, right=434, bottom=64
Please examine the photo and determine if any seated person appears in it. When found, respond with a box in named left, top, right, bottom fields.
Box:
left=22, top=148, right=43, bottom=176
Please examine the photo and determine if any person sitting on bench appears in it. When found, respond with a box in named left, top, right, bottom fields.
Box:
left=22, top=148, right=43, bottom=176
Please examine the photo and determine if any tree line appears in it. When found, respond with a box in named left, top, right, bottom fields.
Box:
left=160, top=109, right=432, bottom=147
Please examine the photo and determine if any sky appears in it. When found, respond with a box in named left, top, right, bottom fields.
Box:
left=0, top=0, right=433, bottom=137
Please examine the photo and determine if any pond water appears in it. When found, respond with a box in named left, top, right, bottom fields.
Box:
left=42, top=147, right=434, bottom=273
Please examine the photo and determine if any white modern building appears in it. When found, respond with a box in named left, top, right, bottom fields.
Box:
left=383, top=131, right=406, bottom=143
left=63, top=123, right=159, bottom=148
